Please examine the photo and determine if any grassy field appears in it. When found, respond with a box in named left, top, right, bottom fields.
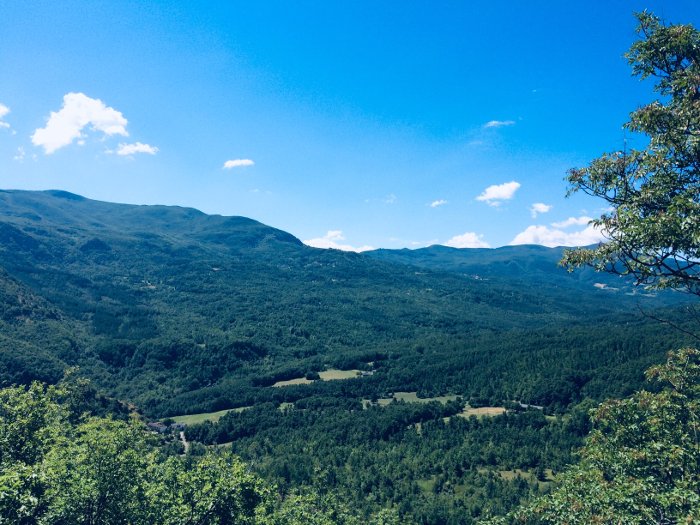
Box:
left=272, top=369, right=362, bottom=387
left=498, top=468, right=555, bottom=486
left=458, top=406, right=506, bottom=418
left=271, top=377, right=314, bottom=387
left=318, top=369, right=361, bottom=380
left=441, top=406, right=506, bottom=423
left=416, top=476, right=437, bottom=493
left=366, top=391, right=460, bottom=407
left=170, top=406, right=250, bottom=425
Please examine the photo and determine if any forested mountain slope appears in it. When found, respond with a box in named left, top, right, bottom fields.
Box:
left=0, top=189, right=691, bottom=418
left=1, top=189, right=697, bottom=523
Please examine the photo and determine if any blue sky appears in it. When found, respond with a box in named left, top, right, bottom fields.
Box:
left=1, top=1, right=698, bottom=250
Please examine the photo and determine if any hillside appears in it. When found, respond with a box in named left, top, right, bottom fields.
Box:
left=367, top=244, right=673, bottom=297
left=1, top=189, right=697, bottom=522
left=0, top=189, right=691, bottom=416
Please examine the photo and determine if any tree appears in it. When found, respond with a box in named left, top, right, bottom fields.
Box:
left=145, top=454, right=272, bottom=525
left=562, top=12, right=700, bottom=295
left=0, top=382, right=66, bottom=524
left=41, top=418, right=151, bottom=525
left=0, top=381, right=275, bottom=525
left=0, top=379, right=401, bottom=525
left=268, top=491, right=360, bottom=525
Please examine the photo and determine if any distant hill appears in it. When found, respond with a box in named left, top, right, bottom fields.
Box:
left=0, top=190, right=692, bottom=417
left=367, top=244, right=663, bottom=298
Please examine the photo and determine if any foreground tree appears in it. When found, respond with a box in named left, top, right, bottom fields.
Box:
left=0, top=379, right=397, bottom=525
left=563, top=12, right=700, bottom=295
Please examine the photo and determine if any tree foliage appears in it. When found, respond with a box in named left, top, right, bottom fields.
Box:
left=0, top=379, right=392, bottom=525
left=563, top=12, right=700, bottom=295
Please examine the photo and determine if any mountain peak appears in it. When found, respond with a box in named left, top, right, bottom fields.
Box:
left=0, top=189, right=303, bottom=251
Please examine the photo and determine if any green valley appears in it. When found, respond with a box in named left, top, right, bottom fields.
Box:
left=0, top=189, right=696, bottom=523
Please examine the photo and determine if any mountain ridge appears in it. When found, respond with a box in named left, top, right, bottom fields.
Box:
left=0, top=189, right=691, bottom=418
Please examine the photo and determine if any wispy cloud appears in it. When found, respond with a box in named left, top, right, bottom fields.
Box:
left=476, top=181, right=520, bottom=207
left=223, top=158, right=254, bottom=169
left=483, top=120, right=515, bottom=129
left=13, top=147, right=24, bottom=162
left=114, top=142, right=158, bottom=156
left=0, top=103, right=11, bottom=129
left=304, top=230, right=374, bottom=252
left=384, top=193, right=397, bottom=205
left=32, top=93, right=128, bottom=154
left=444, top=232, right=490, bottom=249
left=530, top=202, right=552, bottom=218
left=429, top=199, right=447, bottom=208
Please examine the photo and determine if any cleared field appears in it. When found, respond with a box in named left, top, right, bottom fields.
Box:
left=498, top=468, right=555, bottom=483
left=271, top=369, right=362, bottom=387
left=369, top=391, right=459, bottom=407
left=457, top=406, right=506, bottom=418
left=170, top=406, right=250, bottom=425
left=319, top=369, right=361, bottom=380
left=416, top=476, right=437, bottom=493
left=271, top=377, right=314, bottom=387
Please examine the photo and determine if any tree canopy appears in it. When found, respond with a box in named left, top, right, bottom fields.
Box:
left=0, top=379, right=400, bottom=525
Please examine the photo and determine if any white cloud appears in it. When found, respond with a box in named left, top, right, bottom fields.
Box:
left=530, top=202, right=552, bottom=218
left=223, top=158, right=254, bottom=169
left=444, top=232, right=490, bottom=249
left=429, top=199, right=447, bottom=208
left=483, top=120, right=515, bottom=129
left=32, top=93, right=128, bottom=154
left=551, top=216, right=593, bottom=228
left=384, top=193, right=397, bottom=204
left=0, top=103, right=10, bottom=129
left=304, top=230, right=374, bottom=252
left=476, top=181, right=521, bottom=206
left=510, top=223, right=604, bottom=247
left=13, top=147, right=25, bottom=162
left=114, top=142, right=158, bottom=156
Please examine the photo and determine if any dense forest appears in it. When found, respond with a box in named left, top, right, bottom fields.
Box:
left=0, top=189, right=690, bottom=417
left=0, top=189, right=694, bottom=523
